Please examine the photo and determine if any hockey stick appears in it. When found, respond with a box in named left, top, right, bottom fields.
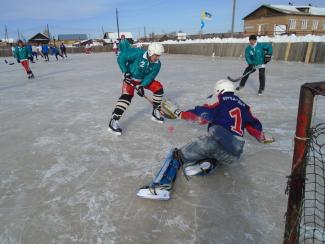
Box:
left=124, top=79, right=166, bottom=115
left=227, top=68, right=256, bottom=82
left=4, top=59, right=15, bottom=65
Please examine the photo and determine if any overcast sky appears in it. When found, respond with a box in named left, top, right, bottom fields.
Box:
left=1, top=0, right=324, bottom=40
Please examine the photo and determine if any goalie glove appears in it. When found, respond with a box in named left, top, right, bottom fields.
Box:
left=260, top=132, right=275, bottom=144
left=161, top=100, right=182, bottom=120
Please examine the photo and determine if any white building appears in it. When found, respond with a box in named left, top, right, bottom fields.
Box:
left=103, top=32, right=133, bottom=44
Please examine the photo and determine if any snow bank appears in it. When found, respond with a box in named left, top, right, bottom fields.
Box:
left=156, top=34, right=325, bottom=44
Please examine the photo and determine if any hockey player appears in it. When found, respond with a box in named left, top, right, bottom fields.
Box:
left=26, top=43, right=35, bottom=63
left=112, top=41, right=118, bottom=56
left=236, top=35, right=273, bottom=95
left=118, top=34, right=130, bottom=53
left=42, top=43, right=50, bottom=61
left=60, top=42, right=67, bottom=57
left=14, top=40, right=34, bottom=79
left=50, top=45, right=64, bottom=61
left=137, top=79, right=274, bottom=200
left=108, top=43, right=165, bottom=135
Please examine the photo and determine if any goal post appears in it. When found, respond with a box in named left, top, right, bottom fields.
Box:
left=284, top=81, right=325, bottom=244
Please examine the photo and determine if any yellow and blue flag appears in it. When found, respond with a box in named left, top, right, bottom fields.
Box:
left=201, top=10, right=212, bottom=21
left=200, top=10, right=212, bottom=29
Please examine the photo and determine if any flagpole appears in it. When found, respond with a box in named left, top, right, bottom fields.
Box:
left=231, top=0, right=237, bottom=36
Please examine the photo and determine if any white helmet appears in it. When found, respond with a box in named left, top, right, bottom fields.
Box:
left=214, top=79, right=235, bottom=95
left=148, top=43, right=164, bottom=56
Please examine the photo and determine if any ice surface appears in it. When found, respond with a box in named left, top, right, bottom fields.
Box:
left=0, top=53, right=324, bottom=243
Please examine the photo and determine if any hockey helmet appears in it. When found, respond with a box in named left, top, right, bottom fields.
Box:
left=148, top=43, right=164, bottom=56
left=214, top=79, right=235, bottom=95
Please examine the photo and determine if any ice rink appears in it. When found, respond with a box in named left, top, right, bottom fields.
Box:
left=0, top=52, right=325, bottom=244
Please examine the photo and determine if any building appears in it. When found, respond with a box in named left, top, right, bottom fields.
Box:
left=103, top=32, right=133, bottom=44
left=177, top=32, right=187, bottom=41
left=243, top=4, right=325, bottom=36
left=57, top=34, right=88, bottom=45
left=28, top=33, right=50, bottom=44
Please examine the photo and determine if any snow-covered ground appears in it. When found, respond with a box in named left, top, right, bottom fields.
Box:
left=0, top=53, right=324, bottom=244
left=160, top=34, right=325, bottom=44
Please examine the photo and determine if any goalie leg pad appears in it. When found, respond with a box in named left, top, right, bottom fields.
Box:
left=152, top=149, right=181, bottom=186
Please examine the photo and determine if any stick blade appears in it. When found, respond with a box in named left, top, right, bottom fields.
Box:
left=227, top=76, right=240, bottom=82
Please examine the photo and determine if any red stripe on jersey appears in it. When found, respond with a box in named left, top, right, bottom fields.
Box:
left=180, top=111, right=209, bottom=125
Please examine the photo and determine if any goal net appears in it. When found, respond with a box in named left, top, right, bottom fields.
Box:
left=284, top=82, right=325, bottom=244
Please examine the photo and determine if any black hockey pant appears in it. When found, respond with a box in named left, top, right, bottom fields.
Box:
left=239, top=66, right=266, bottom=91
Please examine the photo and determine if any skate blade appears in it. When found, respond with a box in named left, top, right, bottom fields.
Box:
left=137, top=188, right=170, bottom=200
left=107, top=127, right=122, bottom=136
left=151, top=116, right=164, bottom=124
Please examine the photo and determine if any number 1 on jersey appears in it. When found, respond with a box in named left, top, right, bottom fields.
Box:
left=229, top=107, right=243, bottom=136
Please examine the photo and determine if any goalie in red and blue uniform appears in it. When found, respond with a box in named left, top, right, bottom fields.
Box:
left=137, top=79, right=274, bottom=200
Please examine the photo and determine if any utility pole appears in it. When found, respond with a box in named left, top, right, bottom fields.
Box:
left=116, top=8, right=120, bottom=39
left=4, top=25, right=9, bottom=42
left=231, top=0, right=237, bottom=36
left=102, top=26, right=105, bottom=37
left=47, top=24, right=50, bottom=39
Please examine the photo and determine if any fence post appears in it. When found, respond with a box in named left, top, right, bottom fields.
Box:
left=284, top=43, right=291, bottom=62
left=304, top=42, right=314, bottom=64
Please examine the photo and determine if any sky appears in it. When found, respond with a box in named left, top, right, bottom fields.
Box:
left=1, top=0, right=324, bottom=40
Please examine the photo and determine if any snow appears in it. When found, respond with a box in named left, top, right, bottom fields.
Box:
left=158, top=34, right=325, bottom=44
left=1, top=38, right=15, bottom=43
left=269, top=4, right=325, bottom=16
left=0, top=53, right=325, bottom=243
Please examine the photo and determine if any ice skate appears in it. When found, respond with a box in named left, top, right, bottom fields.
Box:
left=151, top=107, right=164, bottom=124
left=137, top=185, right=170, bottom=200
left=184, top=161, right=216, bottom=176
left=108, top=118, right=122, bottom=136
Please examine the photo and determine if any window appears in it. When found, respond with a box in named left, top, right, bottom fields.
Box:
left=323, top=21, right=325, bottom=30
left=301, top=19, right=308, bottom=30
left=289, top=19, right=297, bottom=30
left=258, top=24, right=267, bottom=35
left=312, top=20, right=319, bottom=30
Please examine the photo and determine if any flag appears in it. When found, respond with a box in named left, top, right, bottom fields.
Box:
left=204, top=12, right=212, bottom=20
left=200, top=20, right=205, bottom=30
left=201, top=10, right=212, bottom=21
left=200, top=10, right=212, bottom=30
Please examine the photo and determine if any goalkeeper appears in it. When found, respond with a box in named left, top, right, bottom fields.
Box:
left=137, top=79, right=274, bottom=200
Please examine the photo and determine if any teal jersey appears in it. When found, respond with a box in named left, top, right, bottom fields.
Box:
left=14, top=46, right=31, bottom=61
left=117, top=48, right=161, bottom=87
left=118, top=39, right=131, bottom=53
left=245, top=42, right=273, bottom=66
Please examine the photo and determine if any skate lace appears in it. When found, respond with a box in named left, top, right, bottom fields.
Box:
left=153, top=108, right=161, bottom=119
left=111, top=119, right=120, bottom=129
